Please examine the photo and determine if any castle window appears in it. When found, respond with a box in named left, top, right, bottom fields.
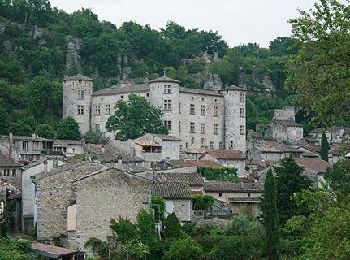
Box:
left=191, top=137, right=195, bottom=145
left=164, top=85, right=171, bottom=94
left=240, top=93, right=245, bottom=103
left=78, top=105, right=84, bottom=115
left=230, top=141, right=233, bottom=149
left=146, top=93, right=150, bottom=97
left=210, top=141, right=214, bottom=149
left=12, top=169, right=16, bottom=177
left=201, top=98, right=205, bottom=102
left=240, top=125, right=245, bottom=135
left=78, top=90, right=85, bottom=100
left=219, top=142, right=225, bottom=149
left=179, top=103, right=181, bottom=114
left=4, top=169, right=10, bottom=177
left=95, top=105, right=101, bottom=115
left=214, top=124, right=219, bottom=135
left=179, top=121, right=181, bottom=132
left=190, top=122, right=195, bottom=133
left=95, top=124, right=101, bottom=132
left=22, top=141, right=28, bottom=151
left=200, top=105, right=206, bottom=116
left=214, top=105, right=219, bottom=117
left=240, top=108, right=245, bottom=118
left=201, top=138, right=205, bottom=146
left=186, top=143, right=188, bottom=149
left=106, top=105, right=111, bottom=115
left=214, top=98, right=217, bottom=102
left=164, top=120, right=172, bottom=130
left=201, top=123, right=206, bottom=134
left=190, top=104, right=195, bottom=115
left=163, top=99, right=172, bottom=110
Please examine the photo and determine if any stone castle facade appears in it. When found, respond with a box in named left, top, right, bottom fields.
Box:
left=63, top=74, right=246, bottom=152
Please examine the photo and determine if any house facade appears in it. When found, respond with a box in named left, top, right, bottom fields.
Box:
left=63, top=74, right=246, bottom=152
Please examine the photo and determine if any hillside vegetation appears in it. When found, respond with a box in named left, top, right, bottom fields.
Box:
left=0, top=0, right=301, bottom=138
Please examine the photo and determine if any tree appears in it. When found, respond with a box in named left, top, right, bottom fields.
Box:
left=56, top=117, right=81, bottom=140
left=83, top=131, right=109, bottom=145
left=260, top=169, right=279, bottom=260
left=287, top=0, right=350, bottom=125
left=321, top=132, right=329, bottom=161
left=106, top=94, right=168, bottom=140
left=35, top=124, right=54, bottom=139
left=274, top=157, right=312, bottom=224
left=325, top=160, right=350, bottom=196
left=163, top=237, right=204, bottom=260
left=164, top=213, right=182, bottom=240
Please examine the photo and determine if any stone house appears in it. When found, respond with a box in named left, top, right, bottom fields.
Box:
left=0, top=152, right=22, bottom=184
left=204, top=181, right=262, bottom=217
left=308, top=127, right=350, bottom=145
left=152, top=182, right=192, bottom=222
left=266, top=106, right=304, bottom=144
left=0, top=134, right=54, bottom=162
left=63, top=74, right=246, bottom=152
left=53, top=140, right=84, bottom=157
left=68, top=167, right=151, bottom=251
left=34, top=162, right=108, bottom=243
left=21, top=157, right=66, bottom=234
left=114, top=133, right=181, bottom=162
left=296, top=157, right=330, bottom=188
left=200, top=150, right=246, bottom=177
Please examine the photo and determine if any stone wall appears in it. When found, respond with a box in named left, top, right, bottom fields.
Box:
left=71, top=168, right=151, bottom=250
left=165, top=199, right=191, bottom=222
left=273, top=106, right=296, bottom=121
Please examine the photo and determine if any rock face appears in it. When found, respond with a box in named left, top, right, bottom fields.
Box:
left=66, top=36, right=81, bottom=74
left=204, top=73, right=223, bottom=91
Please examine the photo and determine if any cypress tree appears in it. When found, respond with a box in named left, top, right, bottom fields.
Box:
left=321, top=132, right=329, bottom=161
left=261, top=169, right=279, bottom=260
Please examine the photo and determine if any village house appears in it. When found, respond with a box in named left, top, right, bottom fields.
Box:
left=114, top=133, right=181, bottom=162
left=265, top=106, right=304, bottom=144
left=63, top=74, right=246, bottom=152
left=53, top=140, right=85, bottom=157
left=0, top=152, right=22, bottom=184
left=152, top=182, right=192, bottom=222
left=21, top=157, right=66, bottom=234
left=200, top=150, right=246, bottom=177
left=296, top=157, right=330, bottom=188
left=67, top=167, right=151, bottom=251
left=204, top=181, right=262, bottom=217
left=308, top=127, right=350, bottom=145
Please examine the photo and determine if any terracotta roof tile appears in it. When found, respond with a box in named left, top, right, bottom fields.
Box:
left=0, top=152, right=22, bottom=167
left=32, top=242, right=78, bottom=257
left=152, top=182, right=191, bottom=199
left=296, top=157, right=330, bottom=175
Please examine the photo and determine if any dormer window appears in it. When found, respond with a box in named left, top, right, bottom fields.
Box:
left=164, top=85, right=171, bottom=94
left=78, top=90, right=85, bottom=100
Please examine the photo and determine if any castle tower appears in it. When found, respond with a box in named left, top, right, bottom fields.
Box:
left=221, top=86, right=247, bottom=153
left=63, top=74, right=93, bottom=134
left=149, top=76, right=180, bottom=137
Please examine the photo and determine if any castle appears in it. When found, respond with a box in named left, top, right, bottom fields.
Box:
left=63, top=74, right=246, bottom=152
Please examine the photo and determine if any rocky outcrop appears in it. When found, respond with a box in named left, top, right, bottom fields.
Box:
left=65, top=35, right=81, bottom=74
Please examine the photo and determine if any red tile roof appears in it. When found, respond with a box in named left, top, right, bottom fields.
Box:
left=208, top=150, right=245, bottom=160
left=296, top=157, right=330, bottom=175
left=32, top=242, right=78, bottom=257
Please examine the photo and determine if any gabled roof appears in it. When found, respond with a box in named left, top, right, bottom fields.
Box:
left=92, top=83, right=150, bottom=96
left=204, top=181, right=262, bottom=193
left=0, top=153, right=22, bottom=167
left=154, top=171, right=204, bottom=186
left=256, top=140, right=302, bottom=153
left=296, top=157, right=330, bottom=175
left=152, top=182, right=191, bottom=199
left=207, top=150, right=245, bottom=160
left=63, top=74, right=92, bottom=81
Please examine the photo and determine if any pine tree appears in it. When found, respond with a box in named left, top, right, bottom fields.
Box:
left=321, top=132, right=329, bottom=162
left=261, top=169, right=279, bottom=260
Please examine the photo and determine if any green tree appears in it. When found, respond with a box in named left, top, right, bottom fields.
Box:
left=56, top=117, right=81, bottom=140
left=163, top=237, right=204, bottom=260
left=321, top=132, right=329, bottom=161
left=287, top=0, right=350, bottom=125
left=261, top=169, right=279, bottom=260
left=151, top=196, right=165, bottom=222
left=106, top=94, right=168, bottom=140
left=83, top=131, right=109, bottom=145
left=274, top=157, right=312, bottom=224
left=325, top=160, right=350, bottom=195
left=35, top=124, right=54, bottom=139
left=164, top=213, right=182, bottom=240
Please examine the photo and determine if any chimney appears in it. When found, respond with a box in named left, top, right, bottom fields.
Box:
left=9, top=133, right=13, bottom=157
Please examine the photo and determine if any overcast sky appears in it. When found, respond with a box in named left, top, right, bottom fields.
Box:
left=50, top=0, right=316, bottom=48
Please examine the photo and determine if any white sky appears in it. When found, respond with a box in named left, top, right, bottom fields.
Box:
left=50, top=0, right=316, bottom=48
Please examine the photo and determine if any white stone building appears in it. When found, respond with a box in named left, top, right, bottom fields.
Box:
left=63, top=74, right=246, bottom=152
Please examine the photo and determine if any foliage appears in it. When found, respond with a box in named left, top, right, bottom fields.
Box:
left=321, top=132, right=329, bottom=161
left=191, top=195, right=214, bottom=211
left=35, top=124, right=55, bottom=139
left=56, top=116, right=81, bottom=140
left=325, top=160, right=350, bottom=196
left=106, top=94, right=168, bottom=140
left=274, top=156, right=312, bottom=224
left=0, top=238, right=31, bottom=260
left=163, top=237, right=204, bottom=260
left=197, top=167, right=238, bottom=183
left=287, top=0, right=350, bottom=126
left=151, top=196, right=165, bottom=222
left=109, top=217, right=138, bottom=245
left=164, top=213, right=182, bottom=240
left=84, top=237, right=109, bottom=258
left=83, top=131, right=109, bottom=145
left=260, top=169, right=279, bottom=260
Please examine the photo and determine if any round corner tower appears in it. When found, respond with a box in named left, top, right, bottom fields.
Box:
left=149, top=76, right=180, bottom=137
left=63, top=74, right=93, bottom=134
left=221, top=86, right=246, bottom=153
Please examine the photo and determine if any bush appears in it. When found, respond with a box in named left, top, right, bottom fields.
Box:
left=198, top=167, right=238, bottom=183
left=192, top=195, right=214, bottom=211
left=163, top=237, right=204, bottom=260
